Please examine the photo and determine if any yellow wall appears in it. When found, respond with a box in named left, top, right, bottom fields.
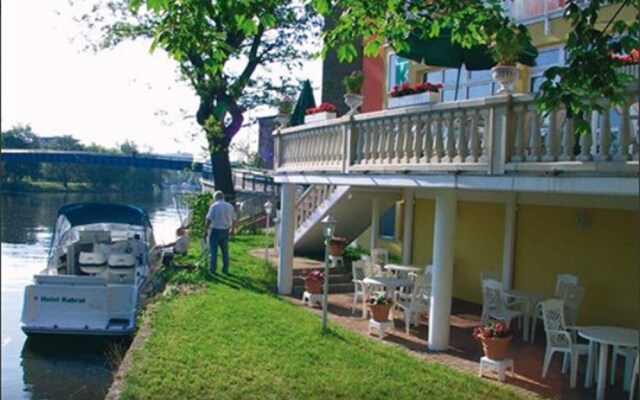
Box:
left=411, top=198, right=435, bottom=266
left=514, top=205, right=639, bottom=328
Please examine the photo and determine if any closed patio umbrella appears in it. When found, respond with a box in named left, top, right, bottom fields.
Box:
left=290, top=80, right=316, bottom=127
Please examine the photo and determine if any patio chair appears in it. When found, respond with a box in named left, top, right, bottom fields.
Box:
left=531, top=273, right=580, bottom=342
left=540, top=298, right=589, bottom=388
left=611, top=345, right=638, bottom=390
left=394, top=272, right=431, bottom=334
left=481, top=279, right=523, bottom=329
left=630, top=354, right=639, bottom=400
left=371, top=248, right=389, bottom=266
left=351, top=260, right=368, bottom=315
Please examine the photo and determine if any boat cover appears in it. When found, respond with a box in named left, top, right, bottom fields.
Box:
left=57, top=203, right=152, bottom=228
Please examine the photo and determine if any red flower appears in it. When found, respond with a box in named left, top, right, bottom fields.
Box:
left=388, top=80, right=442, bottom=98
left=306, top=102, right=336, bottom=115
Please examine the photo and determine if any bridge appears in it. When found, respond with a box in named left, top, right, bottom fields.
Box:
left=0, top=149, right=211, bottom=173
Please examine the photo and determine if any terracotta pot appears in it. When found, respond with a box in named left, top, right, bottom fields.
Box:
left=304, top=280, right=322, bottom=294
left=368, top=303, right=393, bottom=322
left=329, top=242, right=345, bottom=257
left=481, top=335, right=513, bottom=360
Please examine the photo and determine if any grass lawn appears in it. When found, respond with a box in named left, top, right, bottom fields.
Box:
left=119, top=234, right=531, bottom=400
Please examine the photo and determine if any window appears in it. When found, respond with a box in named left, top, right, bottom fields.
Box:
left=529, top=46, right=565, bottom=92
left=423, top=65, right=495, bottom=102
left=378, top=205, right=396, bottom=239
left=387, top=53, right=410, bottom=92
left=511, top=0, right=566, bottom=22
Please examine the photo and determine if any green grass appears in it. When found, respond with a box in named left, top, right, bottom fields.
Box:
left=121, top=234, right=530, bottom=400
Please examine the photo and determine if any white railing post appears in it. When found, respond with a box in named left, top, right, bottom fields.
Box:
left=486, top=95, right=513, bottom=174
left=542, top=109, right=560, bottom=162
left=596, top=102, right=612, bottom=161
left=345, top=117, right=356, bottom=173
left=614, top=98, right=632, bottom=161
left=559, top=115, right=576, bottom=161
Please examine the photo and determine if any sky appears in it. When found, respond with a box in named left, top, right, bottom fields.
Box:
left=1, top=0, right=322, bottom=159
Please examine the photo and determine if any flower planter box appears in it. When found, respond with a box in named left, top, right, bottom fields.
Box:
left=387, top=91, right=440, bottom=109
left=304, top=112, right=337, bottom=124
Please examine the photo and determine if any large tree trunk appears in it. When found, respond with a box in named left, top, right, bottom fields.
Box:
left=210, top=150, right=236, bottom=204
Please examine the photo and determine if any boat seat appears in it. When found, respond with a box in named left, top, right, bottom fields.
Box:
left=78, top=252, right=107, bottom=275
left=108, top=253, right=136, bottom=283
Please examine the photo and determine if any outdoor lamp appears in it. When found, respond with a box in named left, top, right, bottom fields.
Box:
left=264, top=201, right=273, bottom=263
left=321, top=214, right=337, bottom=332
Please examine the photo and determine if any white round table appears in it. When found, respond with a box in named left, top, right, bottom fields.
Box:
left=384, top=264, right=424, bottom=273
left=578, top=326, right=639, bottom=400
left=502, top=289, right=549, bottom=342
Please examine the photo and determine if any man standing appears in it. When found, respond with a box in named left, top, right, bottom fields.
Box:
left=204, top=191, right=237, bottom=274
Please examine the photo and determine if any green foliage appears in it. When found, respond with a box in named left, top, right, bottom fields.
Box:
left=1, top=125, right=41, bottom=183
left=342, top=71, right=364, bottom=94
left=183, top=192, right=213, bottom=238
left=488, top=19, right=533, bottom=65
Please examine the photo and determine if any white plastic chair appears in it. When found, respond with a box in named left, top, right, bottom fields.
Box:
left=370, top=248, right=389, bottom=266
left=394, top=273, right=431, bottom=334
left=630, top=354, right=639, bottom=400
left=540, top=298, right=589, bottom=388
left=351, top=260, right=368, bottom=315
left=611, top=346, right=639, bottom=391
left=531, top=273, right=580, bottom=342
left=481, top=279, right=523, bottom=329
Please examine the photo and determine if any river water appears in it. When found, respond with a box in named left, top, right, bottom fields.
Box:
left=1, top=191, right=183, bottom=400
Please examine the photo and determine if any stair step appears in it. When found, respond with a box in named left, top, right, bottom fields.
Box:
left=292, top=282, right=354, bottom=296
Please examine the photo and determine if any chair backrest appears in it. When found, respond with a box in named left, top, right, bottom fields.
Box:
left=481, top=269, right=501, bottom=281
left=365, top=261, right=382, bottom=278
left=352, top=260, right=367, bottom=281
left=482, top=279, right=506, bottom=316
left=555, top=274, right=579, bottom=296
left=562, top=284, right=586, bottom=325
left=371, top=248, right=389, bottom=266
left=409, top=273, right=431, bottom=309
left=540, top=298, right=571, bottom=349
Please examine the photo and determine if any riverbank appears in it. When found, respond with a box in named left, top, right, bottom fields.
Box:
left=106, top=234, right=528, bottom=400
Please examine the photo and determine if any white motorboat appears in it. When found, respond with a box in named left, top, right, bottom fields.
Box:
left=21, top=202, right=161, bottom=336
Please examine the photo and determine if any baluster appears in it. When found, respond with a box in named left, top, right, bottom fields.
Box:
left=577, top=112, right=594, bottom=161
left=369, top=120, right=379, bottom=164
left=394, top=116, right=404, bottom=164
left=596, top=102, right=612, bottom=161
left=455, top=109, right=468, bottom=162
left=335, top=126, right=343, bottom=164
left=384, top=118, right=394, bottom=164
left=378, top=120, right=389, bottom=163
left=421, top=114, right=432, bottom=163
left=527, top=107, right=542, bottom=162
left=433, top=113, right=445, bottom=162
left=510, top=104, right=526, bottom=162
left=390, top=117, right=400, bottom=163
left=542, top=109, right=560, bottom=161
left=445, top=111, right=456, bottom=162
left=358, top=121, right=368, bottom=165
left=402, top=116, right=411, bottom=163
left=466, top=109, right=481, bottom=163
left=614, top=100, right=631, bottom=161
left=559, top=115, right=575, bottom=161
left=412, top=115, right=423, bottom=164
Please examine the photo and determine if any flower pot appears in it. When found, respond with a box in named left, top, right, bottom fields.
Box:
left=304, top=112, right=337, bottom=124
left=480, top=335, right=513, bottom=360
left=344, top=93, right=364, bottom=116
left=491, top=65, right=520, bottom=95
left=388, top=91, right=440, bottom=109
left=328, top=241, right=345, bottom=257
left=368, top=303, right=393, bottom=322
left=304, top=280, right=323, bottom=294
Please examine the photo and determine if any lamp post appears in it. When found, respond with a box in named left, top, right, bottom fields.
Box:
left=321, top=214, right=337, bottom=332
left=264, top=200, right=273, bottom=263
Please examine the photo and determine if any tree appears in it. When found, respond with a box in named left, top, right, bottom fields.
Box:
left=79, top=0, right=322, bottom=201
left=1, top=125, right=41, bottom=183
left=312, top=0, right=639, bottom=136
left=40, top=135, right=85, bottom=189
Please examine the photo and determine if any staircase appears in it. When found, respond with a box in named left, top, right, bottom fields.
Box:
left=291, top=266, right=354, bottom=296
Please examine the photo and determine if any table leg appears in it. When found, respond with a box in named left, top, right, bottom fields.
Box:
left=585, top=340, right=596, bottom=388
left=362, top=284, right=370, bottom=319
left=522, top=306, right=531, bottom=342
left=595, top=343, right=608, bottom=400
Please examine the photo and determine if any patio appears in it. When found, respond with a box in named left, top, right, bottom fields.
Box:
left=283, top=291, right=632, bottom=400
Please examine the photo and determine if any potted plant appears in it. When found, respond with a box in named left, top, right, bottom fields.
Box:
left=366, top=292, right=394, bottom=322
left=300, top=268, right=324, bottom=294
left=274, top=96, right=294, bottom=127
left=304, top=102, right=337, bottom=124
left=343, top=71, right=364, bottom=115
left=488, top=20, right=533, bottom=94
left=473, top=320, right=513, bottom=360
left=327, top=236, right=347, bottom=257
left=387, top=81, right=443, bottom=109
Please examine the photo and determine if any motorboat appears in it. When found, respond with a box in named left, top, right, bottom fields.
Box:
left=21, top=202, right=161, bottom=336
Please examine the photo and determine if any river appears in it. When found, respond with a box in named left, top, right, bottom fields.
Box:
left=1, top=191, right=184, bottom=400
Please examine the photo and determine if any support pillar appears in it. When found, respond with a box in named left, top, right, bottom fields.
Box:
left=402, top=189, right=415, bottom=265
left=502, top=194, right=517, bottom=290
left=370, top=198, right=380, bottom=250
left=278, top=183, right=295, bottom=294
left=428, top=189, right=456, bottom=351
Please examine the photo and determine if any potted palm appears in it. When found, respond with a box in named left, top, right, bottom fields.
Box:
left=343, top=71, right=364, bottom=115
left=489, top=20, right=533, bottom=94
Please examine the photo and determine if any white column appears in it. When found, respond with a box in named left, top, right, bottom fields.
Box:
left=502, top=194, right=517, bottom=290
left=402, top=189, right=415, bottom=265
left=428, top=189, right=456, bottom=351
left=370, top=198, right=380, bottom=250
left=278, top=183, right=296, bottom=294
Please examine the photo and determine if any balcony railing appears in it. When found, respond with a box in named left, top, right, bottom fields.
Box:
left=274, top=90, right=639, bottom=177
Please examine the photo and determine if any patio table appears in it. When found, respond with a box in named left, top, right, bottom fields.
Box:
left=361, top=276, right=413, bottom=319
left=578, top=325, right=639, bottom=400
left=502, top=289, right=549, bottom=342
